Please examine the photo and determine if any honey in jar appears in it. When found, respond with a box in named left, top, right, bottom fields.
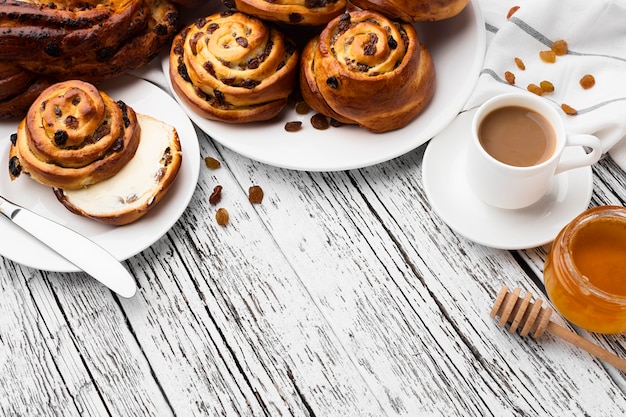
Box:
left=544, top=206, right=626, bottom=334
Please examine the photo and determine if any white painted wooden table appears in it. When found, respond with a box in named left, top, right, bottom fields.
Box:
left=3, top=1, right=626, bottom=415
left=2, top=121, right=626, bottom=415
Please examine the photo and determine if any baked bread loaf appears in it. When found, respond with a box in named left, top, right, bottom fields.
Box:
left=0, top=62, right=55, bottom=120
left=9, top=80, right=141, bottom=189
left=349, top=0, right=470, bottom=22
left=221, top=0, right=347, bottom=26
left=0, top=0, right=180, bottom=119
left=299, top=10, right=436, bottom=133
left=53, top=113, right=182, bottom=226
left=169, top=11, right=299, bottom=123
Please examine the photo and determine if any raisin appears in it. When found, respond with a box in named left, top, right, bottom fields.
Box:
left=248, top=185, right=264, bottom=204
left=527, top=83, right=544, bottom=96
left=209, top=185, right=222, bottom=205
left=514, top=57, right=525, bottom=70
left=580, top=74, right=595, bottom=89
left=9, top=155, right=21, bottom=178
left=204, top=156, right=221, bottom=169
left=216, top=208, right=229, bottom=226
left=561, top=103, right=577, bottom=115
left=504, top=71, right=515, bottom=85
left=10, top=133, right=17, bottom=145
left=551, top=39, right=568, bottom=56
left=507, top=6, right=520, bottom=19
left=111, top=136, right=124, bottom=152
left=540, top=80, right=554, bottom=92
left=289, top=13, right=303, bottom=23
left=326, top=76, right=339, bottom=89
left=236, top=37, right=248, bottom=48
left=387, top=36, right=397, bottom=50
left=295, top=101, right=310, bottom=114
left=311, top=113, right=329, bottom=130
left=539, top=50, right=556, bottom=63
left=65, top=115, right=79, bottom=130
left=285, top=121, right=302, bottom=132
left=54, top=130, right=68, bottom=146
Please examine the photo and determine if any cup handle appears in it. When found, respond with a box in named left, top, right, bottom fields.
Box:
left=555, top=134, right=602, bottom=175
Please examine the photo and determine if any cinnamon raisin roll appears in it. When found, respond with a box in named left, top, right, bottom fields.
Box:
left=9, top=80, right=141, bottom=189
left=222, top=0, right=347, bottom=26
left=299, top=10, right=436, bottom=133
left=349, top=0, right=470, bottom=22
left=169, top=11, right=299, bottom=123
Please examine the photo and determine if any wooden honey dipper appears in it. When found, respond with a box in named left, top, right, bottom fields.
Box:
left=490, top=286, right=626, bottom=373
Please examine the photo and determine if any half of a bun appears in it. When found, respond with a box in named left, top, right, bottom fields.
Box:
left=54, top=113, right=182, bottom=226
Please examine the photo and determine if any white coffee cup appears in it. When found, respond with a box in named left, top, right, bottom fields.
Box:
left=466, top=92, right=602, bottom=210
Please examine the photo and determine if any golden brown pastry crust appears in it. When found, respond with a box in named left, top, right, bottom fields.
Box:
left=4, top=0, right=179, bottom=82
left=222, top=0, right=347, bottom=26
left=0, top=63, right=55, bottom=120
left=169, top=11, right=299, bottom=123
left=299, top=10, right=436, bottom=133
left=349, top=0, right=470, bottom=22
left=9, top=80, right=141, bottom=189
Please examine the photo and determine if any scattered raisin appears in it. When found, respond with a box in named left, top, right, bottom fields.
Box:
left=514, top=57, right=525, bottom=70
left=329, top=118, right=344, bottom=128
left=215, top=208, right=229, bottom=226
left=580, top=74, right=595, bottom=89
left=561, top=103, right=577, bottom=115
left=8, top=155, right=21, bottom=178
left=295, top=101, right=310, bottom=114
left=326, top=76, right=339, bottom=89
left=539, top=50, right=556, bottom=63
left=248, top=185, right=264, bottom=204
left=209, top=185, right=222, bottom=205
left=527, top=83, right=544, bottom=96
left=285, top=121, right=302, bottom=132
left=540, top=80, right=554, bottom=92
left=504, top=71, right=515, bottom=85
left=311, top=113, right=329, bottom=130
left=204, top=156, right=221, bottom=169
left=551, top=39, right=568, bottom=56
left=507, top=6, right=520, bottom=19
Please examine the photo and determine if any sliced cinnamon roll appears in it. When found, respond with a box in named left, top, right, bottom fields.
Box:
left=349, top=0, right=470, bottom=22
left=299, top=10, right=436, bottom=133
left=169, top=11, right=299, bottom=123
left=9, top=80, right=141, bottom=189
left=222, top=0, right=347, bottom=26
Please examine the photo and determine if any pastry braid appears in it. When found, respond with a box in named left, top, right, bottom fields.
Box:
left=299, top=10, right=436, bottom=133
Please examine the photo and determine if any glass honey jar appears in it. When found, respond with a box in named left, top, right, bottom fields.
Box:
left=544, top=206, right=626, bottom=334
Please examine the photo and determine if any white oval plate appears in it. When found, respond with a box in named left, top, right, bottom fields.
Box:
left=422, top=109, right=593, bottom=250
left=162, top=0, right=485, bottom=171
left=0, top=76, right=200, bottom=272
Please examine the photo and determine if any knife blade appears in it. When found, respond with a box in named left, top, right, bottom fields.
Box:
left=0, top=195, right=136, bottom=298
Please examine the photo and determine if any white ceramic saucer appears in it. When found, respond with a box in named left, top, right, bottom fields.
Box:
left=422, top=108, right=593, bottom=250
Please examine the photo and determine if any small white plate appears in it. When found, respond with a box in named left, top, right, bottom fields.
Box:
left=422, top=109, right=593, bottom=250
left=162, top=0, right=485, bottom=171
left=0, top=76, right=200, bottom=272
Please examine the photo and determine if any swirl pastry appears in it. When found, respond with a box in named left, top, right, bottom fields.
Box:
left=9, top=80, right=141, bottom=189
left=299, top=10, right=436, bottom=133
left=349, top=0, right=470, bottom=22
left=222, top=0, right=347, bottom=26
left=169, top=11, right=299, bottom=123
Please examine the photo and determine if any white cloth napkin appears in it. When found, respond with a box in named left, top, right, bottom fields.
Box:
left=467, top=0, right=626, bottom=170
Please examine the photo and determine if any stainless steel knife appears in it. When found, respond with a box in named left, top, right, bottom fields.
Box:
left=0, top=195, right=136, bottom=298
